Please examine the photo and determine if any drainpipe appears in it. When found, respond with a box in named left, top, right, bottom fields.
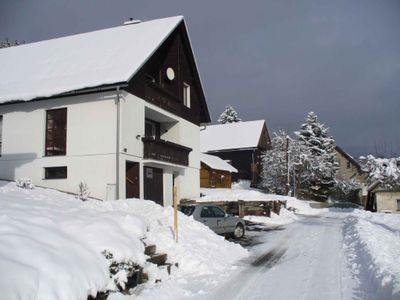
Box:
left=116, top=86, right=121, bottom=200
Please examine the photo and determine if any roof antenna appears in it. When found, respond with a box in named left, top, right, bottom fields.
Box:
left=123, top=18, right=142, bottom=25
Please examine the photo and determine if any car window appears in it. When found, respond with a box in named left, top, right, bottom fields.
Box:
left=211, top=206, right=226, bottom=218
left=200, top=206, right=215, bottom=218
left=180, top=206, right=195, bottom=216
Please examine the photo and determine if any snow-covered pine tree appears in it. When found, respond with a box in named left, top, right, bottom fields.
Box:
left=260, top=130, right=288, bottom=194
left=260, top=130, right=310, bottom=196
left=295, top=112, right=338, bottom=200
left=0, top=38, right=25, bottom=49
left=359, top=155, right=400, bottom=188
left=217, top=105, right=242, bottom=124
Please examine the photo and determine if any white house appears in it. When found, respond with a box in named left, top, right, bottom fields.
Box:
left=0, top=16, right=211, bottom=205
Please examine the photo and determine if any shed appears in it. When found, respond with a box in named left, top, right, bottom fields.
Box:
left=200, top=153, right=238, bottom=188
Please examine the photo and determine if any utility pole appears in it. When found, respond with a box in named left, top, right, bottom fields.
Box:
left=286, top=135, right=290, bottom=196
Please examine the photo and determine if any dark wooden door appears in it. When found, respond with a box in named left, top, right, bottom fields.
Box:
left=126, top=161, right=140, bottom=199
left=144, top=166, right=163, bottom=205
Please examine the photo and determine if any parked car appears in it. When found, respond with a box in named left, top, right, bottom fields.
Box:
left=179, top=204, right=245, bottom=239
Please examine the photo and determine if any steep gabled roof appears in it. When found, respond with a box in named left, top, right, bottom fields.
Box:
left=335, top=145, right=363, bottom=174
left=0, top=16, right=194, bottom=104
left=201, top=120, right=266, bottom=152
left=201, top=153, right=238, bottom=173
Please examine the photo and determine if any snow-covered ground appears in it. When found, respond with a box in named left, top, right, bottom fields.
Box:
left=0, top=181, right=247, bottom=300
left=2, top=179, right=400, bottom=300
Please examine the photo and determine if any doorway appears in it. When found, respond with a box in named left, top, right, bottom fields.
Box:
left=126, top=161, right=140, bottom=199
left=144, top=166, right=163, bottom=205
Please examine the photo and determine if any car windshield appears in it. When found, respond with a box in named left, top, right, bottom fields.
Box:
left=180, top=205, right=195, bottom=216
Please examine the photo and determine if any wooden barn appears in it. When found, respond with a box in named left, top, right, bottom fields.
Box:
left=200, top=120, right=271, bottom=185
left=200, top=153, right=238, bottom=188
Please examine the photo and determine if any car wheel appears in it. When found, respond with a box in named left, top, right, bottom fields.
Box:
left=233, top=223, right=245, bottom=239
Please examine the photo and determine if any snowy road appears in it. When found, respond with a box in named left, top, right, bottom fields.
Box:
left=198, top=212, right=356, bottom=300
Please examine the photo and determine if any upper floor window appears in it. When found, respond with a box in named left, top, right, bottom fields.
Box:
left=145, top=119, right=160, bottom=139
left=183, top=82, right=191, bottom=108
left=45, top=108, right=67, bottom=156
left=0, top=115, right=3, bottom=156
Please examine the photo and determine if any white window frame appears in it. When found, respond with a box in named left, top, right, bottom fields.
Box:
left=183, top=82, right=191, bottom=108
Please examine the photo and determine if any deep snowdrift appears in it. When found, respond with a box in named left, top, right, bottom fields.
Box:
left=0, top=181, right=247, bottom=300
left=344, top=210, right=400, bottom=299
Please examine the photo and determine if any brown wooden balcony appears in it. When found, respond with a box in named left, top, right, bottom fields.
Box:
left=142, top=137, right=192, bottom=166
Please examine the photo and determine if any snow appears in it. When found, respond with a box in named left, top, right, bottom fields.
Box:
left=200, top=153, right=238, bottom=173
left=344, top=210, right=400, bottom=298
left=0, top=16, right=182, bottom=103
left=0, top=180, right=247, bottom=299
left=200, top=120, right=266, bottom=152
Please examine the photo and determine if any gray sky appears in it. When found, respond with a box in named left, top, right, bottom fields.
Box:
left=1, top=0, right=399, bottom=157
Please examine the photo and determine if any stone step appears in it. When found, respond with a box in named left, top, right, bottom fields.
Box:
left=144, top=244, right=156, bottom=256
left=146, top=253, right=167, bottom=266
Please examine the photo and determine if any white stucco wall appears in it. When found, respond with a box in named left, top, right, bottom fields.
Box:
left=0, top=92, right=118, bottom=200
left=376, top=191, right=400, bottom=213
left=119, top=93, right=200, bottom=201
left=0, top=91, right=201, bottom=203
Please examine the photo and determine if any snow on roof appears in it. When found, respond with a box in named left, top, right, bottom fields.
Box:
left=201, top=120, right=265, bottom=152
left=201, top=153, right=238, bottom=173
left=0, top=16, right=183, bottom=103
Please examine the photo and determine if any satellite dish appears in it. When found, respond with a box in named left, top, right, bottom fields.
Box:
left=166, top=67, right=175, bottom=81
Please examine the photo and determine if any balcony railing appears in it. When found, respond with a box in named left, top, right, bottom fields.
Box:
left=142, top=137, right=192, bottom=166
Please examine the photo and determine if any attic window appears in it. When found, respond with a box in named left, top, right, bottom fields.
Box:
left=346, top=161, right=351, bottom=169
left=183, top=82, right=191, bottom=108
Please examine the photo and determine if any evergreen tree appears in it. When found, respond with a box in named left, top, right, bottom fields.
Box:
left=260, top=130, right=310, bottom=196
left=0, top=38, right=25, bottom=49
left=217, top=105, right=242, bottom=124
left=295, top=112, right=338, bottom=199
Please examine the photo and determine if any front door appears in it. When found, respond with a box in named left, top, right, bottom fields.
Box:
left=126, top=161, right=140, bottom=199
left=144, top=166, right=163, bottom=205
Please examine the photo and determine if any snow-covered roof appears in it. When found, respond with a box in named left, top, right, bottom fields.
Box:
left=0, top=16, right=183, bottom=103
left=200, top=153, right=238, bottom=173
left=201, top=120, right=266, bottom=152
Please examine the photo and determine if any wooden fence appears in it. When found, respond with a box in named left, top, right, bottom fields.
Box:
left=181, top=199, right=287, bottom=218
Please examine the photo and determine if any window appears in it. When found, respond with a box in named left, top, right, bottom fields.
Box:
left=45, top=108, right=67, bottom=156
left=397, top=199, right=400, bottom=211
left=44, top=166, right=67, bottom=179
left=0, top=115, right=2, bottom=156
left=200, top=206, right=214, bottom=218
left=144, top=119, right=160, bottom=139
left=211, top=206, right=226, bottom=218
left=346, top=161, right=351, bottom=169
left=183, top=82, right=191, bottom=108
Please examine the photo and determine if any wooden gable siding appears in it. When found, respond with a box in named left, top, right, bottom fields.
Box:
left=257, top=124, right=271, bottom=151
left=200, top=162, right=233, bottom=188
left=126, top=23, right=209, bottom=125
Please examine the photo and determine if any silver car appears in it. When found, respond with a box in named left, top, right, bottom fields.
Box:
left=180, top=204, right=245, bottom=239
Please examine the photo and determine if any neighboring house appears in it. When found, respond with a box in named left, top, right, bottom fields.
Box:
left=334, top=145, right=368, bottom=205
left=200, top=153, right=238, bottom=188
left=200, top=120, right=271, bottom=185
left=0, top=16, right=211, bottom=205
left=366, top=182, right=400, bottom=213
left=335, top=146, right=367, bottom=183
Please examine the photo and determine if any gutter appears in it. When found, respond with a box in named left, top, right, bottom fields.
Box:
left=116, top=86, right=121, bottom=200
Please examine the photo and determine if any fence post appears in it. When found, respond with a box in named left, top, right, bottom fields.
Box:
left=238, top=200, right=245, bottom=218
